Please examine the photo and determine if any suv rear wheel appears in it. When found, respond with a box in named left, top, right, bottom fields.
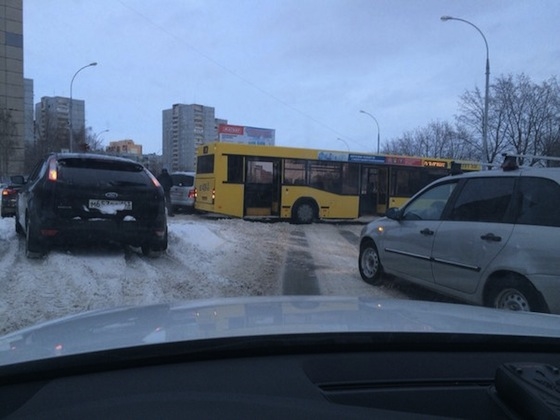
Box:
left=25, top=215, right=44, bottom=258
left=15, top=216, right=24, bottom=235
left=141, top=228, right=168, bottom=258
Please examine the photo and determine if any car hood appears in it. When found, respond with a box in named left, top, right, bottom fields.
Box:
left=1, top=296, right=559, bottom=366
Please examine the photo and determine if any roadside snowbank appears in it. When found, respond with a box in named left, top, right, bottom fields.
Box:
left=0, top=216, right=293, bottom=335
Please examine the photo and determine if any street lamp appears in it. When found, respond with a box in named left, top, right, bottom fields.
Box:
left=337, top=137, right=350, bottom=151
left=441, top=16, right=490, bottom=165
left=359, top=110, right=380, bottom=153
left=69, top=62, right=97, bottom=152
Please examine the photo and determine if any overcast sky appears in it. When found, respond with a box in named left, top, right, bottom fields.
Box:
left=23, top=1, right=560, bottom=154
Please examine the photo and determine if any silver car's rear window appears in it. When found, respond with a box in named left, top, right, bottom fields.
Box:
left=171, top=174, right=194, bottom=186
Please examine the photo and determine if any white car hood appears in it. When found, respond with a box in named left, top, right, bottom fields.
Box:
left=1, top=296, right=559, bottom=366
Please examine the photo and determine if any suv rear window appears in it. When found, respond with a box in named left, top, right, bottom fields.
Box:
left=57, top=158, right=152, bottom=187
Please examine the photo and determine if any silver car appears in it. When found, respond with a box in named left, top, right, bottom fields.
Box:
left=359, top=163, right=560, bottom=314
left=170, top=171, right=196, bottom=213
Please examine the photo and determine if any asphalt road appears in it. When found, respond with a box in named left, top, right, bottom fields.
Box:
left=279, top=220, right=458, bottom=305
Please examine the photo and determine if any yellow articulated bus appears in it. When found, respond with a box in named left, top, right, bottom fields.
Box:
left=194, top=142, right=481, bottom=223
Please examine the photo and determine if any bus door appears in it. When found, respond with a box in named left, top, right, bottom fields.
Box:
left=377, top=167, right=388, bottom=214
left=359, top=166, right=378, bottom=216
left=244, top=158, right=281, bottom=217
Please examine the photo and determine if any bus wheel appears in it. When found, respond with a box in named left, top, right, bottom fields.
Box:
left=292, top=201, right=315, bottom=224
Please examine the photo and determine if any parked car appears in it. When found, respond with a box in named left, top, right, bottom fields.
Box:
left=170, top=171, right=196, bottom=213
left=1, top=176, right=24, bottom=218
left=0, top=182, right=7, bottom=217
left=15, top=153, right=168, bottom=258
left=359, top=162, right=560, bottom=314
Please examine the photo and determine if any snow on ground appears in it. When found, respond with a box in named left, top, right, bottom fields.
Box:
left=0, top=214, right=452, bottom=337
left=0, top=215, right=296, bottom=336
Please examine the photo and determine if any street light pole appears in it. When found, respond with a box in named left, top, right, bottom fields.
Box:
left=69, top=62, right=97, bottom=152
left=359, top=110, right=380, bottom=153
left=337, top=137, right=350, bottom=151
left=93, top=129, right=109, bottom=150
left=441, top=16, right=490, bottom=165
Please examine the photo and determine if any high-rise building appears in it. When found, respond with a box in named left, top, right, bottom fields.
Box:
left=162, top=103, right=223, bottom=172
left=0, top=0, right=25, bottom=178
left=24, top=78, right=34, bottom=146
left=35, top=96, right=85, bottom=153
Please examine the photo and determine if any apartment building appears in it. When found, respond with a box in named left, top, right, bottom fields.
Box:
left=0, top=0, right=24, bottom=177
left=162, top=103, right=224, bottom=172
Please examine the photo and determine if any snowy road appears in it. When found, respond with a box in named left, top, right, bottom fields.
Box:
left=0, top=214, right=439, bottom=336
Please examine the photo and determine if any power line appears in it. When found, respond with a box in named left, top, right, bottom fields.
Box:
left=117, top=1, right=363, bottom=148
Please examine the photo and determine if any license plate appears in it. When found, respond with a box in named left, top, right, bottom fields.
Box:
left=88, top=199, right=132, bottom=212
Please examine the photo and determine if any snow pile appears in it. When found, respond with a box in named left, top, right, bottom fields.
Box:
left=0, top=216, right=293, bottom=335
left=0, top=217, right=15, bottom=241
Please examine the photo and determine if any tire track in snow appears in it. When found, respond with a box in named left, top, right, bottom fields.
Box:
left=281, top=229, right=319, bottom=295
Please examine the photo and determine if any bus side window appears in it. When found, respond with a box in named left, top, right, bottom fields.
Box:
left=227, top=155, right=244, bottom=183
left=284, top=159, right=306, bottom=185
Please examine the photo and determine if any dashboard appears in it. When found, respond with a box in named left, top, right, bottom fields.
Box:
left=1, top=332, right=559, bottom=419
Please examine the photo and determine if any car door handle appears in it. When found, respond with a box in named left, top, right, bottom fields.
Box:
left=420, top=228, right=434, bottom=236
left=481, top=233, right=502, bottom=242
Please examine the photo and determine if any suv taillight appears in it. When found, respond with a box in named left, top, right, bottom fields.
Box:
left=148, top=171, right=161, bottom=188
left=48, top=159, right=58, bottom=181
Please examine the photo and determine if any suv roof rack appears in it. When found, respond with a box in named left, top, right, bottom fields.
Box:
left=501, top=153, right=560, bottom=163
left=501, top=155, right=519, bottom=171
left=449, top=161, right=463, bottom=175
left=501, top=153, right=560, bottom=170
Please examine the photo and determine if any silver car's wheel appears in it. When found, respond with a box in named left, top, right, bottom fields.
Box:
left=359, top=240, right=382, bottom=284
left=494, top=288, right=531, bottom=311
left=486, top=275, right=547, bottom=313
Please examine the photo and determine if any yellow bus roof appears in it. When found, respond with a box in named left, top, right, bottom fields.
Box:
left=197, top=142, right=482, bottom=170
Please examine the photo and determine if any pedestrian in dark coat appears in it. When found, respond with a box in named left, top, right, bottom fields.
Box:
left=157, top=168, right=174, bottom=216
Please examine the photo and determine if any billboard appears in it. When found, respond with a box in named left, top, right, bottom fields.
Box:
left=218, top=124, right=275, bottom=146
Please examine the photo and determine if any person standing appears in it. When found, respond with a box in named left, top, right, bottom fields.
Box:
left=157, top=168, right=174, bottom=217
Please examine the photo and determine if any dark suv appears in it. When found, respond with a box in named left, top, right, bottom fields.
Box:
left=16, top=153, right=168, bottom=258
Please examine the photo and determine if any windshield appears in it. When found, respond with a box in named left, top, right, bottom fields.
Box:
left=1, top=0, right=559, bottom=368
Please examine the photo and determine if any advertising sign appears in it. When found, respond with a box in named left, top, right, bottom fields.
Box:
left=218, top=124, right=275, bottom=145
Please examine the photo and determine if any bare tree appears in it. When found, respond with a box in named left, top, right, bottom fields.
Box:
left=84, top=127, right=106, bottom=152
left=458, top=74, right=560, bottom=165
left=531, top=77, right=560, bottom=166
left=27, top=111, right=61, bottom=170
left=457, top=86, right=509, bottom=163
left=383, top=120, right=479, bottom=160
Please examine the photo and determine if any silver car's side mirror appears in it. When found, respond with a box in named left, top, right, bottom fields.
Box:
left=385, top=207, right=402, bottom=220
